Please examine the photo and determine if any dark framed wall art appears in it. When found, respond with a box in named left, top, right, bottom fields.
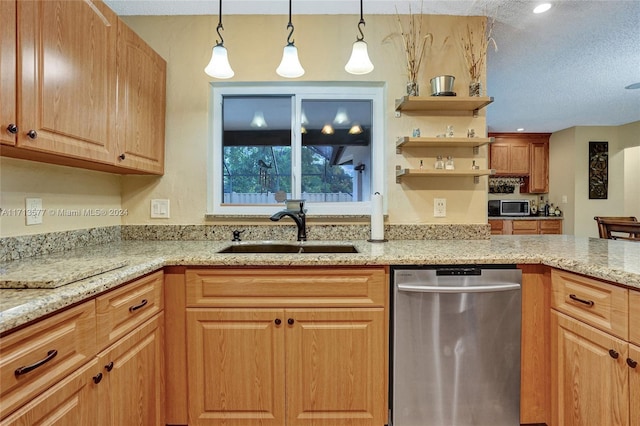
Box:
left=588, top=141, right=608, bottom=199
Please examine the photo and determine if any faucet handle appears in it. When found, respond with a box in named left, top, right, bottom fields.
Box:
left=232, top=230, right=244, bottom=241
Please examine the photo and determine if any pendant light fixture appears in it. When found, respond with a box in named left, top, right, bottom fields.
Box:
left=276, top=0, right=305, bottom=78
left=204, top=0, right=234, bottom=79
left=345, top=0, right=374, bottom=75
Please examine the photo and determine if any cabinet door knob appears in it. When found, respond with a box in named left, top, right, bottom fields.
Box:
left=118, top=153, right=126, bottom=161
left=274, top=318, right=281, bottom=325
left=627, top=358, right=638, bottom=368
left=287, top=318, right=295, bottom=325
left=27, top=130, right=37, bottom=139
left=93, top=372, right=103, bottom=384
left=609, top=349, right=619, bottom=359
left=7, top=123, right=18, bottom=134
left=105, top=361, right=114, bottom=372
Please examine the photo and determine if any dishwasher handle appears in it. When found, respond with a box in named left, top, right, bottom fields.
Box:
left=397, top=283, right=521, bottom=293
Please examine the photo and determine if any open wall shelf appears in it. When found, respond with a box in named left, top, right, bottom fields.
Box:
left=395, top=96, right=494, bottom=117
left=395, top=167, right=495, bottom=184
left=396, top=136, right=494, bottom=154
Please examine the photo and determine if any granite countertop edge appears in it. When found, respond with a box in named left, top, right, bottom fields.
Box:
left=1, top=237, right=638, bottom=334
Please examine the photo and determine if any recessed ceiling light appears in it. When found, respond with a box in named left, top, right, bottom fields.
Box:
left=625, top=82, right=640, bottom=90
left=533, top=3, right=552, bottom=14
left=517, top=128, right=525, bottom=132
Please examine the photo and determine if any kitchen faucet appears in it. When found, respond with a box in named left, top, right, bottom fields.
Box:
left=270, top=203, right=307, bottom=241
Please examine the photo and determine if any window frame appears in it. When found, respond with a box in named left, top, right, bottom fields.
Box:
left=208, top=82, right=385, bottom=216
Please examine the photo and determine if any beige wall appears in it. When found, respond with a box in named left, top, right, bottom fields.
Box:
left=0, top=158, right=122, bottom=237
left=0, top=13, right=491, bottom=238
left=549, top=128, right=576, bottom=234
left=549, top=121, right=639, bottom=238
left=120, top=14, right=490, bottom=226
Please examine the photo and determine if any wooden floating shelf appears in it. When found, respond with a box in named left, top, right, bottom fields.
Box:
left=396, top=136, right=494, bottom=153
left=395, top=96, right=494, bottom=115
left=395, top=167, right=495, bottom=183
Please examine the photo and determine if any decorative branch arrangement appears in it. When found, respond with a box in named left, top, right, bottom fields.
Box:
left=384, top=2, right=433, bottom=85
left=461, top=17, right=497, bottom=83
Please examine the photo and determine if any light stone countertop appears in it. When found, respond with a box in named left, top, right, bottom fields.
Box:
left=1, top=235, right=639, bottom=334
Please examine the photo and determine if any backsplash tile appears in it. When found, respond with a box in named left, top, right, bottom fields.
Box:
left=1, top=223, right=490, bottom=261
left=0, top=226, right=121, bottom=262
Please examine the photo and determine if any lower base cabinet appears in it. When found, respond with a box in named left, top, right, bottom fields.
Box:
left=184, top=267, right=388, bottom=426
left=489, top=219, right=562, bottom=235
left=0, top=359, right=100, bottom=425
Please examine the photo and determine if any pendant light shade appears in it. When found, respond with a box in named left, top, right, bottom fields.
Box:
left=204, top=0, right=234, bottom=79
left=205, top=45, right=234, bottom=79
left=345, top=0, right=374, bottom=75
left=277, top=0, right=305, bottom=78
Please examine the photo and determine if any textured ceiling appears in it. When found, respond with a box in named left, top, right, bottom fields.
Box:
left=104, top=0, right=640, bottom=133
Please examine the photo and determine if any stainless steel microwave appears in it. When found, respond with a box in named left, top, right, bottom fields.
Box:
left=500, top=199, right=530, bottom=216
left=488, top=199, right=530, bottom=216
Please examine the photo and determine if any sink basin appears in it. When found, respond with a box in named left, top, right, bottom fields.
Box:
left=217, top=243, right=358, bottom=254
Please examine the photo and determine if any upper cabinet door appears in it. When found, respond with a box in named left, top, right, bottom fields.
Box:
left=17, top=0, right=117, bottom=163
left=115, top=19, right=166, bottom=174
left=0, top=0, right=17, bottom=146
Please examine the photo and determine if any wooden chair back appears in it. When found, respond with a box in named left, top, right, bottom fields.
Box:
left=594, top=216, right=639, bottom=241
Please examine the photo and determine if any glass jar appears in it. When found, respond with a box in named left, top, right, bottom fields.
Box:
left=445, top=156, right=455, bottom=170
left=435, top=155, right=444, bottom=169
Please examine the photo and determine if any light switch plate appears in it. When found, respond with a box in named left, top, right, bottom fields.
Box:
left=25, top=198, right=43, bottom=225
left=434, top=198, right=446, bottom=217
left=151, top=199, right=170, bottom=218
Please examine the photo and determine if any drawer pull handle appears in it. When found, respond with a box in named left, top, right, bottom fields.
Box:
left=628, top=358, right=638, bottom=368
left=129, top=299, right=148, bottom=312
left=609, top=349, right=619, bottom=359
left=569, top=294, right=594, bottom=307
left=14, top=349, right=58, bottom=376
left=105, top=361, right=114, bottom=372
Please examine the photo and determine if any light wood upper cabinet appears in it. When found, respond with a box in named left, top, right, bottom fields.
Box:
left=489, top=140, right=530, bottom=175
left=16, top=0, right=117, bottom=163
left=115, top=18, right=166, bottom=174
left=529, top=140, right=550, bottom=193
left=489, top=133, right=550, bottom=193
left=1, top=0, right=165, bottom=174
left=0, top=0, right=17, bottom=146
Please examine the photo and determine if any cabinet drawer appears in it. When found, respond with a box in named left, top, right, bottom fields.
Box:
left=551, top=269, right=628, bottom=339
left=96, top=270, right=163, bottom=351
left=488, top=220, right=504, bottom=235
left=0, top=301, right=96, bottom=419
left=630, top=290, right=640, bottom=346
left=512, top=220, right=538, bottom=234
left=539, top=220, right=562, bottom=234
left=186, top=267, right=386, bottom=307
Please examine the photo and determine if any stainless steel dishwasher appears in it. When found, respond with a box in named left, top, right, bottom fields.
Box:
left=390, top=265, right=522, bottom=426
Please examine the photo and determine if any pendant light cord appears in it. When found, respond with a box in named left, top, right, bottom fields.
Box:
left=357, top=0, right=365, bottom=41
left=286, top=0, right=295, bottom=46
left=216, top=0, right=225, bottom=46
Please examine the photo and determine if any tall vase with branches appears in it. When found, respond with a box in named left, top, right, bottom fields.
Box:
left=385, top=2, right=433, bottom=96
left=461, top=17, right=497, bottom=96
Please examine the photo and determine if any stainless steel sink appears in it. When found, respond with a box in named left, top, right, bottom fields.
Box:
left=217, top=243, right=358, bottom=254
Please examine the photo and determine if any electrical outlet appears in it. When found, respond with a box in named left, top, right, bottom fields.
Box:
left=561, top=195, right=568, bottom=204
left=25, top=198, right=43, bottom=225
left=434, top=198, right=446, bottom=217
left=151, top=199, right=170, bottom=218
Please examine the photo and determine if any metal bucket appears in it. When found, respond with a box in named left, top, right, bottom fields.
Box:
left=430, top=75, right=455, bottom=95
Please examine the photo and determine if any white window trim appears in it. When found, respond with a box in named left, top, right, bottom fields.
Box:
left=207, top=81, right=386, bottom=216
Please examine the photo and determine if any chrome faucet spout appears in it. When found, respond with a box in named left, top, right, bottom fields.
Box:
left=270, top=204, right=307, bottom=241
